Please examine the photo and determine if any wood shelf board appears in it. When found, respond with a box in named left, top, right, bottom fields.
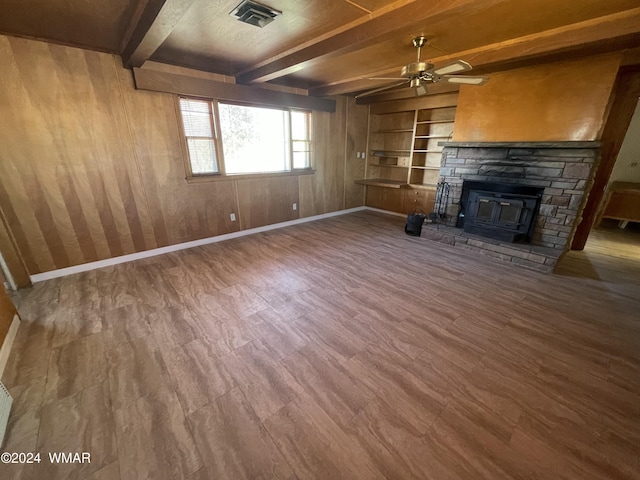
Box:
left=355, top=179, right=408, bottom=188
left=370, top=164, right=409, bottom=169
left=416, top=120, right=454, bottom=125
left=371, top=150, right=412, bottom=156
left=412, top=149, right=443, bottom=153
left=411, top=166, right=440, bottom=170
left=414, top=135, right=450, bottom=139
left=372, top=129, right=414, bottom=133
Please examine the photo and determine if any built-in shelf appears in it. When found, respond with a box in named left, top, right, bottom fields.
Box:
left=355, top=178, right=408, bottom=188
left=372, top=129, right=414, bottom=133
left=416, top=120, right=453, bottom=125
left=362, top=105, right=456, bottom=212
left=371, top=150, right=412, bottom=156
left=370, top=164, right=409, bottom=169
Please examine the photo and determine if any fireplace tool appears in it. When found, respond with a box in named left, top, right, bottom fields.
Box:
left=429, top=181, right=450, bottom=229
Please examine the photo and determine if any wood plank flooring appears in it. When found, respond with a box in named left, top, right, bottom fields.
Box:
left=2, top=211, right=639, bottom=480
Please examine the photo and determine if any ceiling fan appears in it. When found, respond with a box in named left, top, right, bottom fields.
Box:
left=355, top=36, right=488, bottom=98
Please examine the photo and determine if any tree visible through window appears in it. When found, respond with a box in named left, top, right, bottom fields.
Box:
left=178, top=97, right=311, bottom=177
left=219, top=103, right=288, bottom=174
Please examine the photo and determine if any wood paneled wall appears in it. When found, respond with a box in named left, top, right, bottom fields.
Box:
left=0, top=209, right=30, bottom=288
left=0, top=284, right=16, bottom=348
left=344, top=98, right=368, bottom=209
left=299, top=97, right=347, bottom=218
left=453, top=54, right=622, bottom=142
left=237, top=177, right=299, bottom=230
left=116, top=69, right=240, bottom=246
left=0, top=35, right=157, bottom=274
left=0, top=35, right=363, bottom=277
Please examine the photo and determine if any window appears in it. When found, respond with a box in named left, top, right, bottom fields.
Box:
left=291, top=110, right=311, bottom=170
left=178, top=97, right=311, bottom=177
left=179, top=98, right=220, bottom=175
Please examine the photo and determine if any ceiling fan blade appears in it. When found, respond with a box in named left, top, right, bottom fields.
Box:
left=433, top=60, right=472, bottom=75
left=355, top=80, right=409, bottom=98
left=442, top=75, right=488, bottom=85
left=368, top=77, right=406, bottom=80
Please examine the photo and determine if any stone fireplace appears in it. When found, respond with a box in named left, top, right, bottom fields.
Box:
left=422, top=141, right=600, bottom=271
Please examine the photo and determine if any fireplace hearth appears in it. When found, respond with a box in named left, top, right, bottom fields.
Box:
left=419, top=142, right=602, bottom=270
left=458, top=180, right=543, bottom=243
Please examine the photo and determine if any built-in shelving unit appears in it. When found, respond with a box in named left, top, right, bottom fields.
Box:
left=356, top=99, right=457, bottom=214
left=410, top=106, right=455, bottom=187
left=366, top=111, right=415, bottom=181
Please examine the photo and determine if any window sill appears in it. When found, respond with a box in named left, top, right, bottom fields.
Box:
left=185, top=169, right=315, bottom=184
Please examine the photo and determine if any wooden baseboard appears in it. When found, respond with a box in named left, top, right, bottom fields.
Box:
left=0, top=314, right=20, bottom=379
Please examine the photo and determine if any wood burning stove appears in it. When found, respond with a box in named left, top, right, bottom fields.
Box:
left=457, top=180, right=543, bottom=243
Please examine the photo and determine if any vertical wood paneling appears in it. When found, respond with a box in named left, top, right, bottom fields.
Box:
left=115, top=67, right=240, bottom=246
left=0, top=35, right=358, bottom=277
left=344, top=98, right=368, bottom=209
left=56, top=163, right=100, bottom=262
left=0, top=147, right=57, bottom=273
left=0, top=284, right=16, bottom=348
left=0, top=36, right=157, bottom=273
left=0, top=208, right=30, bottom=288
left=299, top=96, right=347, bottom=218
left=236, top=177, right=299, bottom=230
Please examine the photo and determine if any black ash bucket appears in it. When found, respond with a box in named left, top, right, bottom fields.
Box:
left=405, top=211, right=426, bottom=237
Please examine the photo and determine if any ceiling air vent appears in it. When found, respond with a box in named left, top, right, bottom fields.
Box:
left=230, top=0, right=282, bottom=28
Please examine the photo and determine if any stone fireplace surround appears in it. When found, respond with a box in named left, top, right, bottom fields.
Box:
left=420, top=141, right=600, bottom=271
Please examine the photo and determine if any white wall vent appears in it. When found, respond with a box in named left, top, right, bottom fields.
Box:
left=0, top=381, right=12, bottom=447
left=230, top=0, right=282, bottom=28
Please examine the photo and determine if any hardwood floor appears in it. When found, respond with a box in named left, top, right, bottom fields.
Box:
left=556, top=222, right=640, bottom=290
left=1, top=211, right=639, bottom=480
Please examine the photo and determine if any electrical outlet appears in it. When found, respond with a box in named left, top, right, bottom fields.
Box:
left=293, top=203, right=297, bottom=211
left=230, top=213, right=236, bottom=221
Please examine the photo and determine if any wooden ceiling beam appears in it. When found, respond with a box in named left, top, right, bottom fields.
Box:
left=425, top=7, right=640, bottom=72
left=310, top=7, right=640, bottom=97
left=235, top=0, right=510, bottom=85
left=133, top=68, right=336, bottom=112
left=121, top=0, right=196, bottom=68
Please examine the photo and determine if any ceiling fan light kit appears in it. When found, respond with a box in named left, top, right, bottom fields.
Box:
left=356, top=36, right=488, bottom=98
